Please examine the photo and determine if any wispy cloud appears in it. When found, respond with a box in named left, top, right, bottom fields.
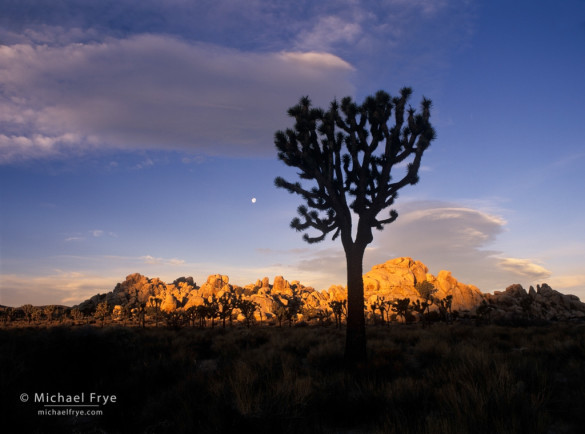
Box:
left=140, top=255, right=185, bottom=266
left=0, top=34, right=354, bottom=164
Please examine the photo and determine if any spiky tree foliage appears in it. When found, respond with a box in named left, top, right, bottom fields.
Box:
left=275, top=88, right=435, bottom=364
left=21, top=304, right=34, bottom=324
left=148, top=296, right=163, bottom=327
left=71, top=308, right=85, bottom=324
left=437, top=295, right=454, bottom=323
left=370, top=298, right=389, bottom=325
left=272, top=285, right=305, bottom=327
left=203, top=295, right=220, bottom=328
left=415, top=280, right=438, bottom=324
left=217, top=291, right=237, bottom=328
left=391, top=298, right=412, bottom=324
left=94, top=301, right=110, bottom=328
left=43, top=305, right=56, bottom=324
left=236, top=297, right=258, bottom=328
left=329, top=300, right=347, bottom=329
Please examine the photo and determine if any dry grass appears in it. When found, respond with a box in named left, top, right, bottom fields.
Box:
left=1, top=323, right=584, bottom=433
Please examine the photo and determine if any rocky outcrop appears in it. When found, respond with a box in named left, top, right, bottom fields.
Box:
left=73, top=257, right=584, bottom=323
left=485, top=283, right=585, bottom=321
left=363, top=257, right=484, bottom=311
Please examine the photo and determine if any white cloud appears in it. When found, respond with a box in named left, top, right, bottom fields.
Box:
left=0, top=34, right=355, bottom=164
left=140, top=255, right=185, bottom=266
left=361, top=200, right=554, bottom=292
left=497, top=258, right=551, bottom=280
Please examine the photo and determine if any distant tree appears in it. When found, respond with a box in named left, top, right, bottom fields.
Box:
left=217, top=291, right=237, bottom=328
left=415, top=280, right=437, bottom=325
left=329, top=300, right=347, bottom=328
left=31, top=307, right=43, bottom=324
left=370, top=298, right=389, bottom=326
left=437, top=295, right=454, bottom=323
left=476, top=300, right=494, bottom=324
left=274, top=88, right=435, bottom=365
left=71, top=308, right=85, bottom=324
left=164, top=311, right=185, bottom=330
left=195, top=305, right=208, bottom=328
left=185, top=306, right=198, bottom=327
left=203, top=295, right=220, bottom=328
left=43, top=305, right=56, bottom=324
left=272, top=301, right=288, bottom=327
left=134, top=302, right=147, bottom=328
left=391, top=298, right=411, bottom=324
left=236, top=297, right=258, bottom=328
left=272, top=285, right=305, bottom=327
left=21, top=304, right=34, bottom=324
left=148, top=296, right=163, bottom=327
left=94, top=301, right=110, bottom=328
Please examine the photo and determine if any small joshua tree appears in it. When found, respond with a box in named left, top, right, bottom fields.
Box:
left=94, top=301, right=110, bottom=328
left=391, top=298, right=411, bottom=324
left=21, top=304, right=34, bottom=324
left=203, top=295, right=220, bottom=328
left=148, top=296, right=163, bottom=327
left=329, top=300, right=347, bottom=328
left=43, top=305, right=56, bottom=324
left=370, top=298, right=389, bottom=326
left=217, top=291, right=237, bottom=328
left=236, top=298, right=258, bottom=328
left=274, top=88, right=435, bottom=364
left=71, top=308, right=85, bottom=324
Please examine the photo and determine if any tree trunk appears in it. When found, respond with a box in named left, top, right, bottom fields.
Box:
left=344, top=245, right=367, bottom=367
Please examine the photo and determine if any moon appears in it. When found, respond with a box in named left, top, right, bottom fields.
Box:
left=251, top=197, right=257, bottom=203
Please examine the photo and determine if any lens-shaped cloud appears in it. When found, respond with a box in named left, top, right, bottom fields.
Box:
left=0, top=34, right=355, bottom=163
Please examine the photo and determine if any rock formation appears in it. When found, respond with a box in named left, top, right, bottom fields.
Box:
left=485, top=283, right=585, bottom=320
left=73, top=257, right=585, bottom=323
left=362, top=257, right=484, bottom=311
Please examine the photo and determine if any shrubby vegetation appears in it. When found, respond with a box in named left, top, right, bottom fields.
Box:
left=2, top=323, right=584, bottom=433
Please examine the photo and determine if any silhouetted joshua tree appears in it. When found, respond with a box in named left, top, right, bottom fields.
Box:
left=236, top=297, right=258, bottom=328
left=274, top=88, right=435, bottom=365
left=149, top=296, right=163, bottom=327
left=415, top=280, right=437, bottom=325
left=391, top=298, right=411, bottom=324
left=329, top=300, right=347, bottom=328
left=217, top=291, right=237, bottom=328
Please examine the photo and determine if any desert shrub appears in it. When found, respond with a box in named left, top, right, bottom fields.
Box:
left=2, top=324, right=585, bottom=433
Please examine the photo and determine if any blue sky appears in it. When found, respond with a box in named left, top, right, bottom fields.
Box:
left=1, top=0, right=584, bottom=306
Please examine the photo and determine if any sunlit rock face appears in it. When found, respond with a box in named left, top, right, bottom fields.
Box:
left=73, top=258, right=585, bottom=321
left=362, top=257, right=484, bottom=311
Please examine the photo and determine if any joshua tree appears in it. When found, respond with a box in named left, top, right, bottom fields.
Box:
left=391, top=298, right=411, bottom=324
left=31, top=307, right=43, bottom=324
left=148, top=296, right=163, bottom=327
left=415, top=280, right=437, bottom=323
left=71, top=308, right=85, bottom=324
left=370, top=298, right=388, bottom=326
left=43, top=305, right=56, bottom=324
left=236, top=297, right=258, bottom=328
left=274, top=88, right=435, bottom=364
left=203, top=295, right=220, bottom=328
left=272, top=301, right=288, bottom=327
left=94, top=301, right=110, bottom=328
left=217, top=291, right=237, bottom=328
left=437, top=295, right=454, bottom=323
left=21, top=304, right=34, bottom=324
left=329, top=300, right=347, bottom=328
left=273, top=285, right=305, bottom=327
